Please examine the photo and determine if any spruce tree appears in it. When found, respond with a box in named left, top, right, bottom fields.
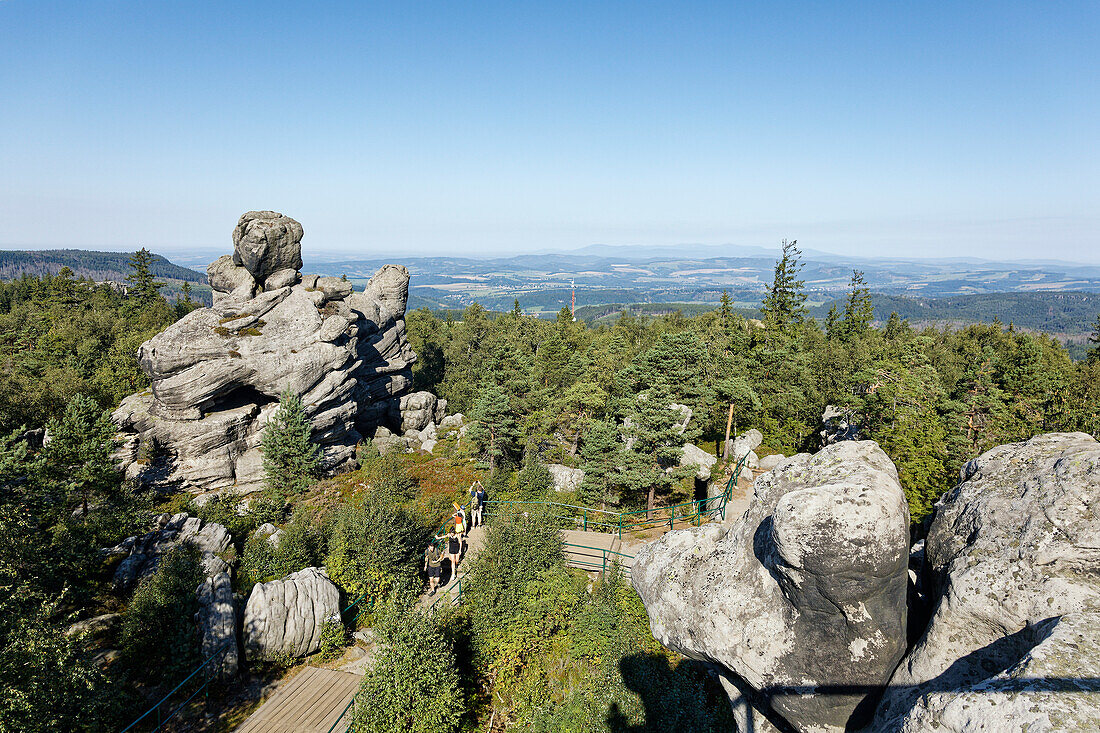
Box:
left=43, top=395, right=119, bottom=521
left=761, top=239, right=807, bottom=336
left=842, top=270, right=874, bottom=337
left=261, top=389, right=320, bottom=496
left=579, top=419, right=632, bottom=508
left=718, top=290, right=733, bottom=327
left=125, top=248, right=165, bottom=305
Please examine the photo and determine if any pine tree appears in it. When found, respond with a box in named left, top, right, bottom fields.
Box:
left=579, top=419, right=632, bottom=508
left=125, top=248, right=165, bottom=304
left=261, top=389, right=320, bottom=496
left=825, top=304, right=842, bottom=340
left=761, top=239, right=807, bottom=336
left=627, top=385, right=687, bottom=516
left=842, top=270, right=874, bottom=337
left=467, top=381, right=518, bottom=473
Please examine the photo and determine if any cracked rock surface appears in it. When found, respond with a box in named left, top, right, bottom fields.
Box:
left=632, top=440, right=910, bottom=733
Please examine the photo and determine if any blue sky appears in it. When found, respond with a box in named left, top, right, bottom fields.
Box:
left=1, top=1, right=1097, bottom=261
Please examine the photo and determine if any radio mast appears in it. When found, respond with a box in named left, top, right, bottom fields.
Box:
left=571, top=279, right=576, bottom=322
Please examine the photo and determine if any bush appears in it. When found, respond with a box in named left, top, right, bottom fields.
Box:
left=353, top=603, right=463, bottom=733
left=119, top=543, right=204, bottom=682
left=318, top=618, right=347, bottom=661
left=324, top=490, right=429, bottom=613
left=237, top=507, right=328, bottom=593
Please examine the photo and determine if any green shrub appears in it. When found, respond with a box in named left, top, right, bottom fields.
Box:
left=237, top=507, right=328, bottom=593
left=353, top=603, right=463, bottom=733
left=119, top=543, right=204, bottom=682
left=261, top=389, right=320, bottom=496
left=318, top=618, right=346, bottom=661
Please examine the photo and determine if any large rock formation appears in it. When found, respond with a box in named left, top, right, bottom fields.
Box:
left=632, top=441, right=910, bottom=732
left=873, top=432, right=1100, bottom=732
left=196, top=572, right=238, bottom=679
left=243, top=567, right=340, bottom=660
left=113, top=211, right=419, bottom=495
left=104, top=512, right=231, bottom=593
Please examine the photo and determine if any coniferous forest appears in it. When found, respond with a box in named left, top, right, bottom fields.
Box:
left=2, top=244, right=1100, bottom=732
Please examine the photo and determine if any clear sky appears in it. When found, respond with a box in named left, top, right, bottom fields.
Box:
left=1, top=1, right=1097, bottom=261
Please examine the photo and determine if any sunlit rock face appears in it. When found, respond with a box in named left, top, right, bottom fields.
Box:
left=874, top=432, right=1100, bottom=733
left=632, top=440, right=910, bottom=733
left=112, top=211, right=417, bottom=496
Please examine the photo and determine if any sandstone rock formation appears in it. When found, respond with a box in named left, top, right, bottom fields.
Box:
left=632, top=441, right=910, bottom=732
left=873, top=432, right=1100, bottom=732
left=547, top=463, right=585, bottom=493
left=196, top=571, right=238, bottom=679
left=243, top=567, right=340, bottom=660
left=679, top=443, right=717, bottom=481
left=820, top=405, right=861, bottom=445
left=113, top=211, right=420, bottom=496
left=105, top=512, right=231, bottom=593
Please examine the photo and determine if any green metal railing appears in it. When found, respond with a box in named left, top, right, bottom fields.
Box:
left=120, top=641, right=233, bottom=732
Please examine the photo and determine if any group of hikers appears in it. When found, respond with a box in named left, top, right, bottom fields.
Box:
left=423, top=481, right=488, bottom=595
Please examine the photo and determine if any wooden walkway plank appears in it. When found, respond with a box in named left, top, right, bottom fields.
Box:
left=234, top=667, right=361, bottom=733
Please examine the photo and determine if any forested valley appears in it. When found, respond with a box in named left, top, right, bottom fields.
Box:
left=2, top=244, right=1100, bottom=732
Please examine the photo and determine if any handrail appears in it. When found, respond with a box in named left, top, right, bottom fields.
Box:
left=120, top=640, right=233, bottom=732
left=324, top=694, right=358, bottom=733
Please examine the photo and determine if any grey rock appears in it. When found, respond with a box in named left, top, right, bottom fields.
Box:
left=728, top=429, right=763, bottom=468
left=363, top=264, right=410, bottom=320
left=420, top=438, right=437, bottom=454
left=207, top=254, right=257, bottom=297
left=758, top=453, right=785, bottom=471
left=679, top=443, right=717, bottom=481
left=397, top=391, right=439, bottom=433
left=196, top=572, right=238, bottom=679
left=547, top=463, right=585, bottom=493
left=315, top=276, right=354, bottom=302
left=254, top=522, right=284, bottom=547
left=243, top=567, right=340, bottom=660
left=107, top=514, right=231, bottom=593
left=264, top=267, right=300, bottom=290
left=632, top=441, right=910, bottom=732
left=873, top=432, right=1100, bottom=732
left=65, top=613, right=121, bottom=641
left=231, top=211, right=304, bottom=281
left=820, top=405, right=861, bottom=445
left=112, top=213, right=420, bottom=496
left=439, top=413, right=464, bottom=431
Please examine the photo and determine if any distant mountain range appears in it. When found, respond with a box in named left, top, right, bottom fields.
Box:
left=0, top=249, right=204, bottom=283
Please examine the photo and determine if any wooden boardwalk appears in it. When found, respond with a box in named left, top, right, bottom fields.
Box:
left=234, top=666, right=361, bottom=733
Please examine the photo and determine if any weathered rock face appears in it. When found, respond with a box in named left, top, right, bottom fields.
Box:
left=632, top=441, right=910, bottom=733
left=547, top=463, right=585, bottom=492
left=112, top=212, right=419, bottom=495
left=231, top=210, right=304, bottom=281
left=873, top=432, right=1100, bottom=732
left=104, top=512, right=231, bottom=593
left=679, top=443, right=717, bottom=481
left=396, top=391, right=446, bottom=433
left=243, top=567, right=340, bottom=660
left=196, top=572, right=238, bottom=679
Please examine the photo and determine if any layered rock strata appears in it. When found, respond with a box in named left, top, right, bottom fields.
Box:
left=113, top=211, right=418, bottom=495
left=632, top=441, right=911, bottom=732
left=243, top=567, right=340, bottom=660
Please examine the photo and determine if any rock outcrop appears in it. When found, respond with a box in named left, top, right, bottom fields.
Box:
left=105, top=513, right=231, bottom=593
left=820, top=405, right=861, bottom=445
left=113, top=211, right=420, bottom=496
left=547, top=464, right=585, bottom=493
left=243, top=567, right=340, bottom=660
left=873, top=432, right=1100, bottom=732
left=196, top=572, right=238, bottom=679
left=679, top=443, right=717, bottom=481
left=632, top=441, right=910, bottom=732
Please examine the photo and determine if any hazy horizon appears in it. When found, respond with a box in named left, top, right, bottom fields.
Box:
left=2, top=2, right=1097, bottom=262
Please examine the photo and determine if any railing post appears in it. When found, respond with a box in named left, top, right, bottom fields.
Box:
left=583, top=509, right=587, bottom=531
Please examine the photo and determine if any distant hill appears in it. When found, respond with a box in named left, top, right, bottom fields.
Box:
left=0, top=249, right=205, bottom=283
left=812, top=292, right=1100, bottom=335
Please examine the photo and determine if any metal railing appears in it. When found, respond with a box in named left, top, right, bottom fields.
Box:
left=120, top=641, right=233, bottom=732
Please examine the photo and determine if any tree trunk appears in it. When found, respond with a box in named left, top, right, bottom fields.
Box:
left=647, top=484, right=655, bottom=519
left=722, top=403, right=735, bottom=460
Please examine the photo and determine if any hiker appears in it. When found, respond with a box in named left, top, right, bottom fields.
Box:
left=423, top=542, right=444, bottom=595
left=445, top=525, right=462, bottom=572
left=474, top=483, right=487, bottom=526
left=453, top=502, right=467, bottom=539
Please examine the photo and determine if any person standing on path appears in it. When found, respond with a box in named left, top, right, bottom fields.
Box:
left=423, top=542, right=444, bottom=595
left=475, top=483, right=487, bottom=526
left=445, top=525, right=462, bottom=575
